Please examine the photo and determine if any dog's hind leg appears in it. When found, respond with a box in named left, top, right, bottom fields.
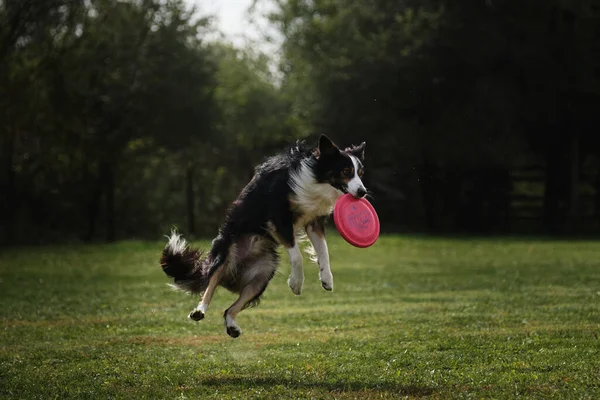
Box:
left=189, top=240, right=233, bottom=321
left=223, top=281, right=265, bottom=338
left=223, top=252, right=277, bottom=338
left=306, top=218, right=333, bottom=291
left=188, top=264, right=225, bottom=321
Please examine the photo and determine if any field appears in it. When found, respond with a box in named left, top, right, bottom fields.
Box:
left=1, top=236, right=599, bottom=399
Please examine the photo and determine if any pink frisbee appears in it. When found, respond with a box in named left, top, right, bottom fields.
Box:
left=333, top=193, right=380, bottom=248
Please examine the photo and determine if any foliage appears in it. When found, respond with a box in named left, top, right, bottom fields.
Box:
left=0, top=0, right=291, bottom=243
left=1, top=236, right=599, bottom=398
left=2, top=0, right=600, bottom=243
left=210, top=44, right=296, bottom=195
left=269, top=0, right=600, bottom=234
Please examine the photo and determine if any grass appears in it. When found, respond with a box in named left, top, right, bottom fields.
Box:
left=0, top=235, right=599, bottom=399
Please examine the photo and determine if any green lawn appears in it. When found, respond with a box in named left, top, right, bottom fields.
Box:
left=1, top=236, right=599, bottom=399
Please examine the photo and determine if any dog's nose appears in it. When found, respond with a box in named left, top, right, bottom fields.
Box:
left=356, top=188, right=367, bottom=198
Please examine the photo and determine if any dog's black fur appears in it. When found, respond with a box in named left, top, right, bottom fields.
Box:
left=160, top=134, right=367, bottom=337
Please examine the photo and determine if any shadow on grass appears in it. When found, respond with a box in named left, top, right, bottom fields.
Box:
left=199, top=376, right=435, bottom=397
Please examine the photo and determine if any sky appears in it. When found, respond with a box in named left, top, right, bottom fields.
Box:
left=183, top=0, right=280, bottom=54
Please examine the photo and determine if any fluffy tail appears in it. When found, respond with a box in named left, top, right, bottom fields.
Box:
left=159, top=231, right=208, bottom=294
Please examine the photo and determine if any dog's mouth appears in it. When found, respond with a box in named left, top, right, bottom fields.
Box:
left=332, top=182, right=348, bottom=194
left=333, top=184, right=368, bottom=199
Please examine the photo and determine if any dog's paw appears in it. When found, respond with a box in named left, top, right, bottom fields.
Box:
left=224, top=314, right=242, bottom=338
left=320, top=271, right=334, bottom=291
left=226, top=325, right=242, bottom=338
left=321, top=280, right=333, bottom=291
left=188, top=309, right=205, bottom=321
left=288, top=273, right=304, bottom=295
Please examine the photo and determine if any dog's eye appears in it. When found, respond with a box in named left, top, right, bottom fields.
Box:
left=342, top=168, right=353, bottom=177
left=358, top=168, right=364, bottom=177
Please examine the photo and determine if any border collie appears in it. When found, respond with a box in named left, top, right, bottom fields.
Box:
left=160, top=135, right=367, bottom=338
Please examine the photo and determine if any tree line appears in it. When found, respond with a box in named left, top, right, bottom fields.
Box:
left=0, top=0, right=292, bottom=244
left=1, top=0, right=599, bottom=244
left=270, top=0, right=600, bottom=235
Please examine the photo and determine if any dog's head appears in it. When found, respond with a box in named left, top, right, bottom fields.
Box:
left=313, top=134, right=368, bottom=199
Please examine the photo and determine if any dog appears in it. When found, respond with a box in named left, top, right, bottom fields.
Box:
left=159, top=134, right=367, bottom=338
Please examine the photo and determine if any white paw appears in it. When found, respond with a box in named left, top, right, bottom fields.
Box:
left=288, top=272, right=304, bottom=295
left=320, top=270, right=333, bottom=291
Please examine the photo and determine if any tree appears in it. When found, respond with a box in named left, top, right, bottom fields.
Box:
left=0, top=0, right=220, bottom=243
left=268, top=0, right=600, bottom=234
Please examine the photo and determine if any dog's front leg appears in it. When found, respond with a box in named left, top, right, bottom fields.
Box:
left=286, top=243, right=304, bottom=295
left=306, top=219, right=333, bottom=291
left=272, top=212, right=304, bottom=295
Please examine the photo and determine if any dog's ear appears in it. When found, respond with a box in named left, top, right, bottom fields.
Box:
left=346, top=142, right=366, bottom=161
left=318, top=134, right=339, bottom=157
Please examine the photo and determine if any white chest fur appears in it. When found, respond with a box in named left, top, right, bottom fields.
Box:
left=289, top=161, right=343, bottom=228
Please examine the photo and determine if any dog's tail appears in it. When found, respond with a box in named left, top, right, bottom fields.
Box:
left=160, top=231, right=208, bottom=294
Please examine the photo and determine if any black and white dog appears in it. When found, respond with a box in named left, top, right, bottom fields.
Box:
left=160, top=135, right=367, bottom=338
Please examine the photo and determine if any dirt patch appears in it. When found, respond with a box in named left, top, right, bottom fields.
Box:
left=123, top=334, right=225, bottom=346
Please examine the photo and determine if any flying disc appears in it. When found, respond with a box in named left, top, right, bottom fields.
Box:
left=333, top=193, right=380, bottom=248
